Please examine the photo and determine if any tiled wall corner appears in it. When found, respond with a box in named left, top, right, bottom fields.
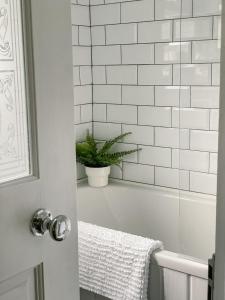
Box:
left=73, top=0, right=221, bottom=195
left=72, top=0, right=93, bottom=179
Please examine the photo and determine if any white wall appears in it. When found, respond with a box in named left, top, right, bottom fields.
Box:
left=72, top=0, right=221, bottom=196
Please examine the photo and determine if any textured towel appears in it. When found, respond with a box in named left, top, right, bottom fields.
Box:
left=78, top=221, right=162, bottom=300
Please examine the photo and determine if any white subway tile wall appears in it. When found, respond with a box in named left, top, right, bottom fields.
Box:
left=72, top=1, right=92, bottom=178
left=72, top=0, right=221, bottom=195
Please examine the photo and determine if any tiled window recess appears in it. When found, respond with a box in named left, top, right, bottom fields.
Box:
left=72, top=0, right=221, bottom=195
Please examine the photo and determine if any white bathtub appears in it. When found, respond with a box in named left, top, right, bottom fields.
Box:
left=77, top=180, right=216, bottom=300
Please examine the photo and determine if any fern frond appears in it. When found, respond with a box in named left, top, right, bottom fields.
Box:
left=76, top=131, right=140, bottom=168
left=98, top=132, right=132, bottom=155
left=101, top=149, right=138, bottom=160
left=86, top=131, right=97, bottom=154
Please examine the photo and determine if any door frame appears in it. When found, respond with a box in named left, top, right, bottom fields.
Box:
left=213, top=0, right=225, bottom=298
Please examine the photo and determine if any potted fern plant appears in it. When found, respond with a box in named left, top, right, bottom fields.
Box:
left=76, top=131, right=139, bottom=187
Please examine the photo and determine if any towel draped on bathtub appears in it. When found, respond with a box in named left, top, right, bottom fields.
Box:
left=78, top=221, right=162, bottom=300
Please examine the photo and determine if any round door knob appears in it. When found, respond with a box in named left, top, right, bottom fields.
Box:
left=30, top=209, right=71, bottom=241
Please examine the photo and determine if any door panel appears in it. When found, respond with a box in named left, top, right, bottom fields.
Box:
left=0, top=0, right=79, bottom=299
left=0, top=265, right=43, bottom=300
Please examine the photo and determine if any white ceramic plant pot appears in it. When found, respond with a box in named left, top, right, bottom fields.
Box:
left=85, top=166, right=111, bottom=188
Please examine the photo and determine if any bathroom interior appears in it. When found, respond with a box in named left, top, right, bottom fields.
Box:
left=0, top=0, right=223, bottom=299
left=73, top=0, right=221, bottom=299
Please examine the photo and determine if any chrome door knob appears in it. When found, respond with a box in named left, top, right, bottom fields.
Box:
left=30, top=209, right=71, bottom=241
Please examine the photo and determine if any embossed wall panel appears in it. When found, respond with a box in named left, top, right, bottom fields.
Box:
left=0, top=0, right=30, bottom=183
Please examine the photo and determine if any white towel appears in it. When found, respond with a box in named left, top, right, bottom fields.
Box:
left=78, top=221, right=162, bottom=300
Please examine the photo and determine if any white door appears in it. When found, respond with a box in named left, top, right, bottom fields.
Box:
left=0, top=0, right=79, bottom=299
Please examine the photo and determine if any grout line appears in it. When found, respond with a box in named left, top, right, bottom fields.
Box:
left=88, top=0, right=94, bottom=136
left=84, top=14, right=221, bottom=27
left=105, top=65, right=108, bottom=84
left=120, top=2, right=122, bottom=23
left=104, top=25, right=107, bottom=45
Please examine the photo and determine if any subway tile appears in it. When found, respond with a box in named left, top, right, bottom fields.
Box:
left=173, top=64, right=211, bottom=86
left=193, top=0, right=222, bottom=16
left=155, top=86, right=190, bottom=107
left=71, top=5, right=90, bottom=26
left=121, top=0, right=154, bottom=23
left=172, top=108, right=210, bottom=130
left=210, top=109, right=219, bottom=131
left=174, top=17, right=213, bottom=41
left=81, top=104, right=92, bottom=123
left=210, top=153, right=218, bottom=174
left=74, top=85, right=92, bottom=105
left=93, top=104, right=107, bottom=122
left=190, top=172, right=217, bottom=195
left=155, top=127, right=189, bottom=149
left=139, top=65, right=172, bottom=85
left=73, top=67, right=80, bottom=85
left=93, top=85, right=121, bottom=104
left=76, top=122, right=92, bottom=142
left=111, top=143, right=138, bottom=163
left=76, top=162, right=86, bottom=180
left=107, top=66, right=137, bottom=84
left=91, top=4, right=120, bottom=26
left=139, top=107, right=171, bottom=127
left=73, top=46, right=91, bottom=66
left=91, top=26, right=105, bottom=46
left=93, top=122, right=121, bottom=140
left=79, top=26, right=91, bottom=46
left=155, top=0, right=192, bottom=20
left=80, top=66, right=92, bottom=85
left=155, top=167, right=189, bottom=190
left=172, top=149, right=209, bottom=172
left=138, top=20, right=172, bottom=43
left=110, top=164, right=122, bottom=179
left=122, top=44, right=154, bottom=65
left=213, top=16, right=221, bottom=40
left=92, top=45, right=121, bottom=65
left=212, top=63, right=220, bottom=85
left=123, top=163, right=154, bottom=185
left=74, top=105, right=81, bottom=124
left=122, top=86, right=154, bottom=105
left=92, top=66, right=106, bottom=84
left=190, top=130, right=218, bottom=152
left=107, top=104, right=137, bottom=124
left=105, top=0, right=136, bottom=3
left=72, top=26, right=79, bottom=45
left=90, top=0, right=104, bottom=4
left=106, top=23, right=137, bottom=45
left=122, top=124, right=154, bottom=145
left=139, top=146, right=171, bottom=167
left=192, top=40, right=221, bottom=63
left=191, top=87, right=220, bottom=108
left=155, top=42, right=191, bottom=64
left=77, top=0, right=89, bottom=5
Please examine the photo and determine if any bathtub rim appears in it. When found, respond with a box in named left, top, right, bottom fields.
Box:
left=152, top=250, right=208, bottom=279
left=77, top=179, right=211, bottom=280
left=77, top=178, right=216, bottom=204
